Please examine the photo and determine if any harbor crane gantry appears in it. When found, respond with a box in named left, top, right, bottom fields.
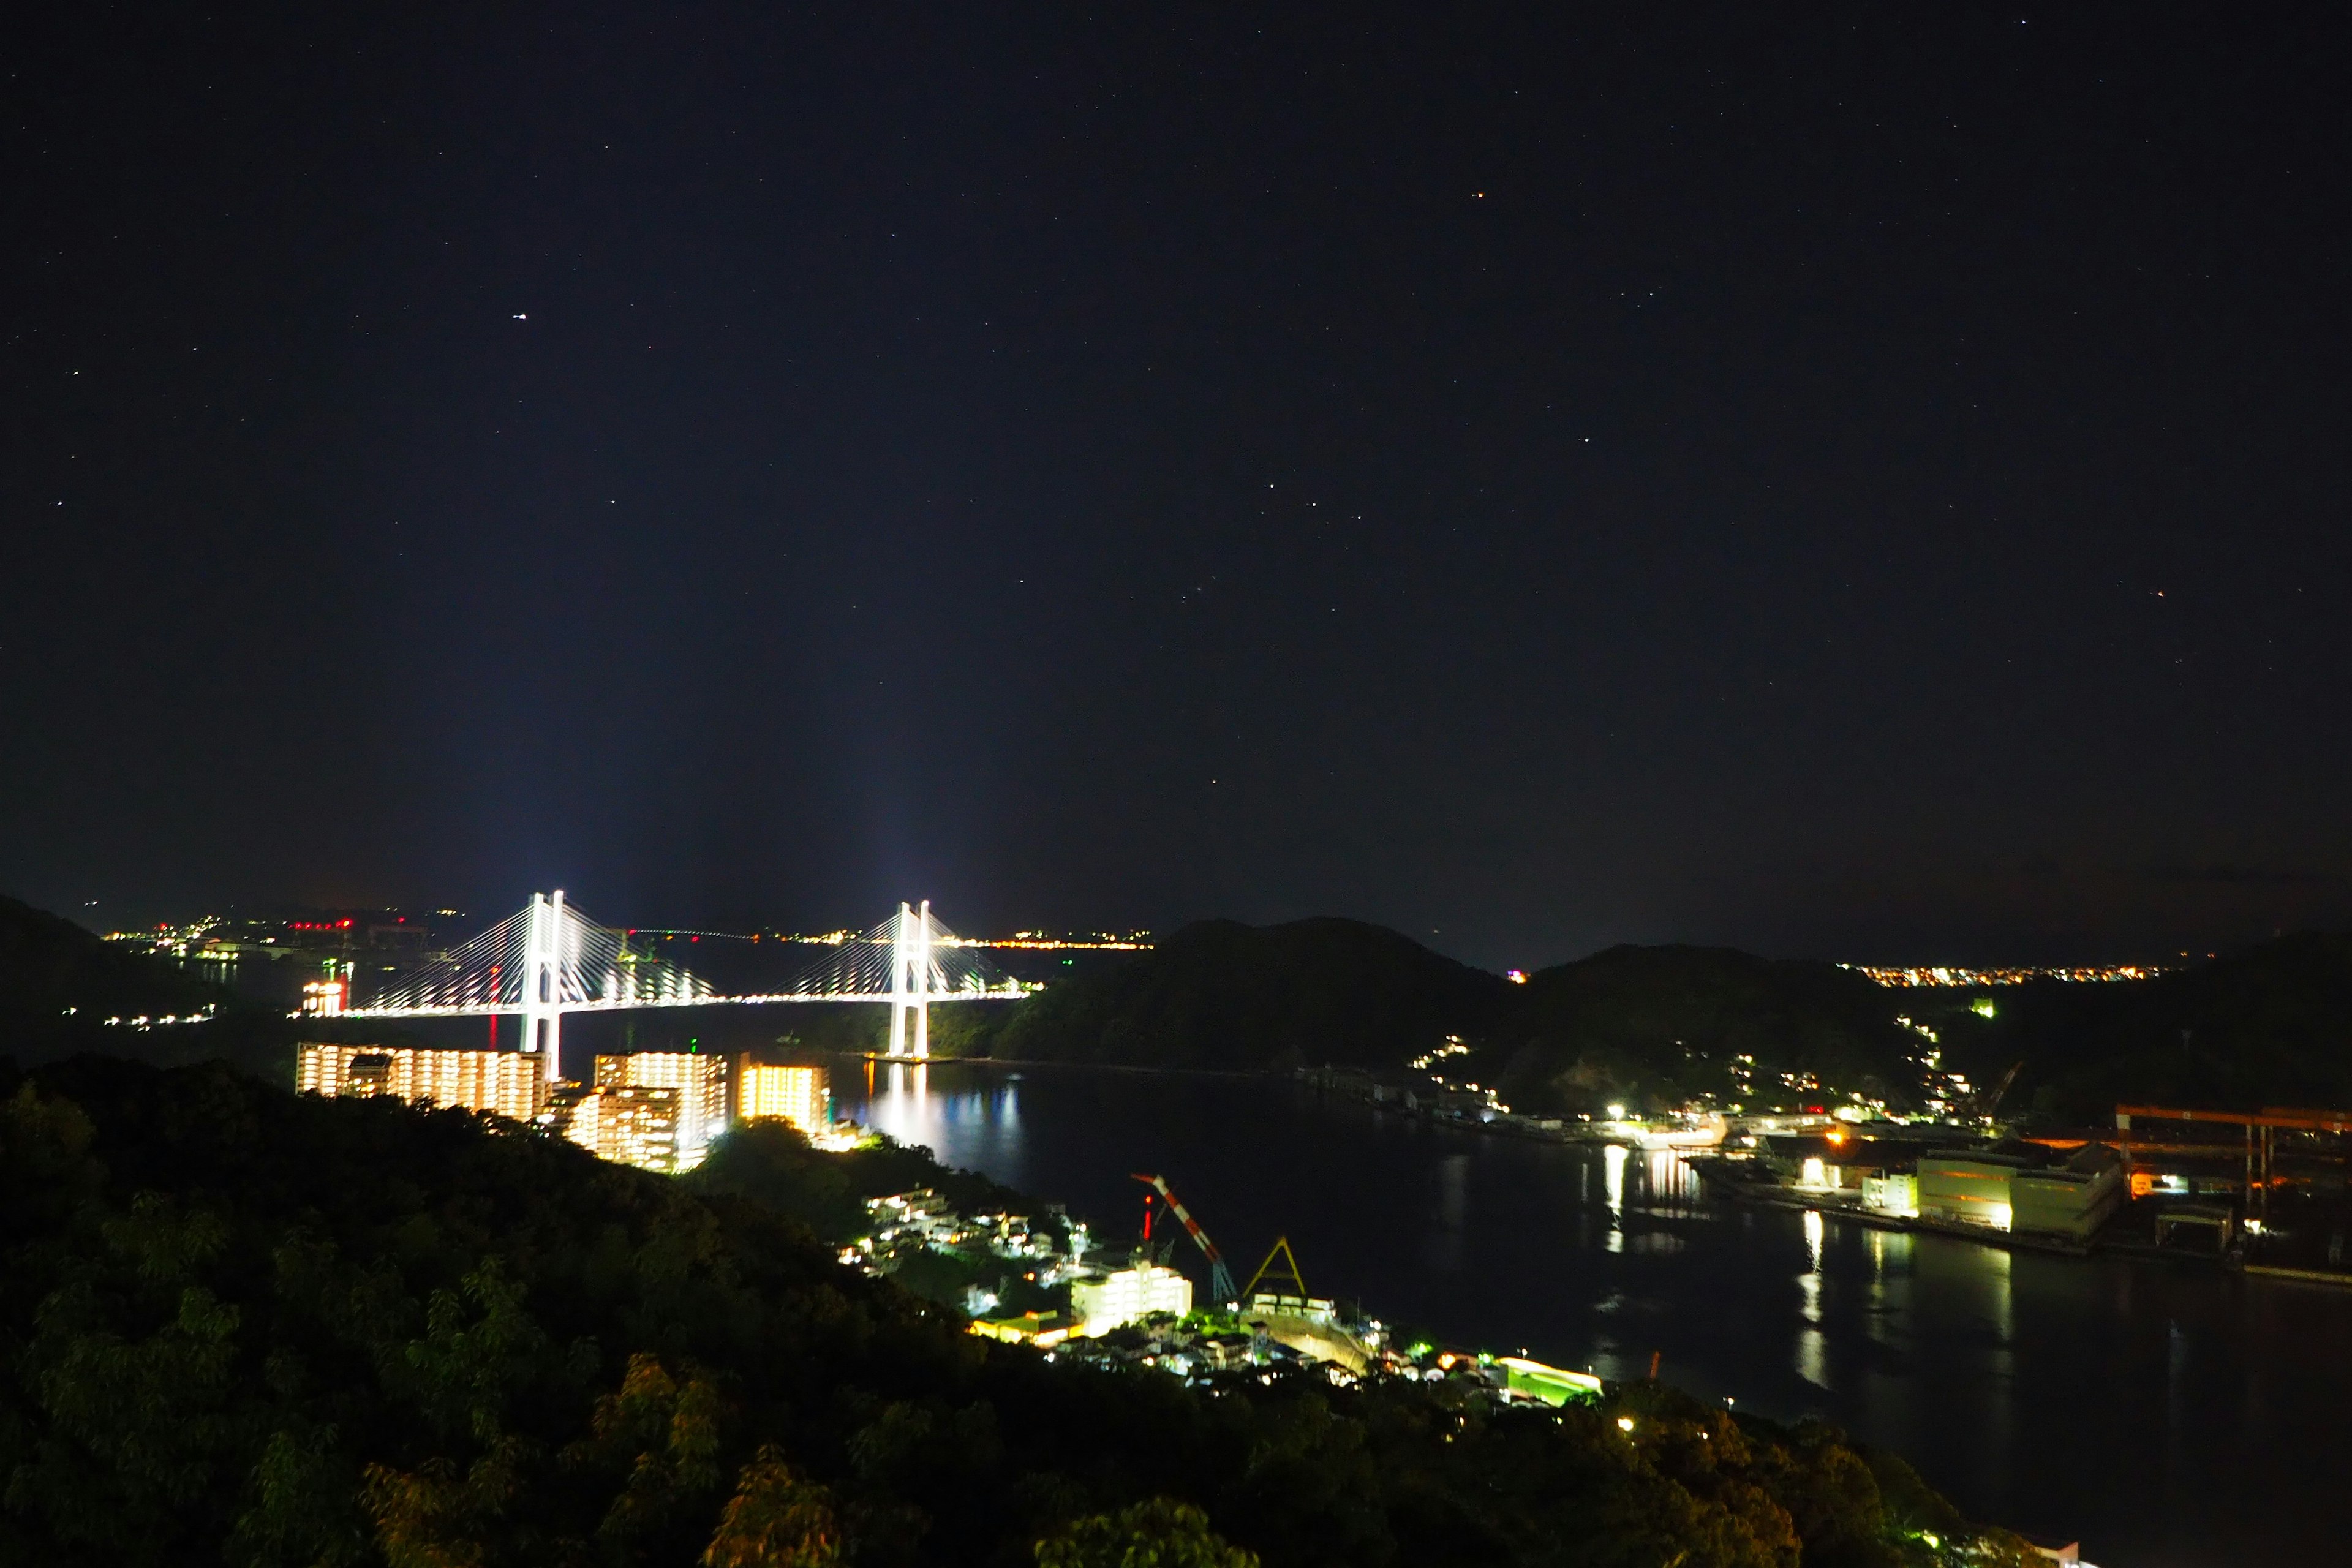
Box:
left=1132, top=1173, right=1238, bottom=1305
left=1242, top=1235, right=1310, bottom=1302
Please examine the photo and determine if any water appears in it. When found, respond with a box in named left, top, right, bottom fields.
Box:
left=837, top=1058, right=2352, bottom=1568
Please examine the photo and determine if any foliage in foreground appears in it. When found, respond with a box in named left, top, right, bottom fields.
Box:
left=0, top=1054, right=2032, bottom=1567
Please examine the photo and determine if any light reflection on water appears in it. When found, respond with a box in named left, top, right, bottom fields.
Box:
left=838, top=1059, right=2352, bottom=1568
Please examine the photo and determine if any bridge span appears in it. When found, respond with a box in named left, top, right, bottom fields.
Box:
left=331, top=893, right=1022, bottom=1080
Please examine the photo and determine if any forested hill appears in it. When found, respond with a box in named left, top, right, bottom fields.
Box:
left=1898, top=933, right=2352, bottom=1120
left=0, top=895, right=297, bottom=1077
left=977, top=921, right=1919, bottom=1106
left=1488, top=945, right=1924, bottom=1119
left=979, top=917, right=2352, bottom=1120
left=0, top=1054, right=2032, bottom=1566
left=985, top=917, right=1513, bottom=1069
left=0, top=894, right=217, bottom=1031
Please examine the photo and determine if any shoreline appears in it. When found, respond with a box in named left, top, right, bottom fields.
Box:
left=851, top=1052, right=1268, bottom=1080
left=855, top=1055, right=2352, bottom=1290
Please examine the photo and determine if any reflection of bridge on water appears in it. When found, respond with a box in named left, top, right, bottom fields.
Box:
left=334, top=893, right=1022, bottom=1080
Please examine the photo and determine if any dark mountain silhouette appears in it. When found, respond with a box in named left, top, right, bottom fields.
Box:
left=0, top=894, right=291, bottom=1075
left=1488, top=944, right=1924, bottom=1117
left=985, top=914, right=2352, bottom=1120
left=1910, top=932, right=2352, bottom=1118
left=987, top=916, right=1513, bottom=1069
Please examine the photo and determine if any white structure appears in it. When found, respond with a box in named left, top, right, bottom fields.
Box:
left=521, top=890, right=568, bottom=1082
left=1071, top=1264, right=1194, bottom=1336
left=344, top=895, right=1017, bottom=1046
left=887, top=900, right=934, bottom=1059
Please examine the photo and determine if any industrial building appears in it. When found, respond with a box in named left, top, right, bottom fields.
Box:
left=1917, top=1144, right=2124, bottom=1239
left=295, top=1042, right=546, bottom=1121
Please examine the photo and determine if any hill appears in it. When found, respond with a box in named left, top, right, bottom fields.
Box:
left=978, top=917, right=2352, bottom=1121
left=1890, top=933, right=2352, bottom=1121
left=0, top=895, right=295, bottom=1076
left=983, top=917, right=1514, bottom=1069
left=1484, top=945, right=1926, bottom=1119
left=978, top=921, right=1926, bottom=1113
left=0, top=1054, right=2031, bottom=1566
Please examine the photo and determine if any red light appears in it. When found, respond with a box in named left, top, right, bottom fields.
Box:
left=339, top=919, right=353, bottom=929
left=690, top=935, right=699, bottom=943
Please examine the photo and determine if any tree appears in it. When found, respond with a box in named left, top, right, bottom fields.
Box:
left=1035, top=1498, right=1261, bottom=1568
left=701, top=1447, right=842, bottom=1568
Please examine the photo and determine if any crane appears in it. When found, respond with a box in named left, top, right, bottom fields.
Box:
left=1967, top=1060, right=2025, bottom=1125
left=1242, top=1235, right=1309, bottom=1302
left=1132, top=1173, right=1238, bottom=1305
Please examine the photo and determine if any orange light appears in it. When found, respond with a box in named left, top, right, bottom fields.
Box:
left=1826, top=1129, right=1847, bottom=1145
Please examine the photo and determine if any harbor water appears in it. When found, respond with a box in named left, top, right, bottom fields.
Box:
left=832, top=1057, right=2352, bottom=1568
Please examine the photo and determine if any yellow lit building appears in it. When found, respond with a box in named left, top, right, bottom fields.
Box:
left=970, top=1311, right=1077, bottom=1349
left=737, top=1060, right=832, bottom=1137
left=594, top=1052, right=729, bottom=1167
left=567, top=1084, right=682, bottom=1172
left=296, top=1042, right=546, bottom=1121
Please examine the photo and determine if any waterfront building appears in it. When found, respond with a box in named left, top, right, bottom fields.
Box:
left=1071, top=1264, right=1193, bottom=1335
left=1861, top=1171, right=1920, bottom=1218
left=567, top=1084, right=682, bottom=1172
left=594, top=1051, right=728, bottom=1167
left=2012, top=1144, right=2125, bottom=1239
left=296, top=1042, right=545, bottom=1121
left=1916, top=1144, right=2124, bottom=1239
left=737, top=1059, right=832, bottom=1136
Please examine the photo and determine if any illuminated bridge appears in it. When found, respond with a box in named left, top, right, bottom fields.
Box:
left=337, top=892, right=1021, bottom=1080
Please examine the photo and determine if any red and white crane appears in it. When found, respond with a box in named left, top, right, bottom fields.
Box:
left=1132, top=1172, right=1239, bottom=1305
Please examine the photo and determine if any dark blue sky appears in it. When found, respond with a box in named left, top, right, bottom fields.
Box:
left=6, top=4, right=2348, bottom=967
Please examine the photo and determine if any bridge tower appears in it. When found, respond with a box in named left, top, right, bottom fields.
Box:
left=886, top=899, right=933, bottom=1059
left=522, top=889, right=567, bottom=1083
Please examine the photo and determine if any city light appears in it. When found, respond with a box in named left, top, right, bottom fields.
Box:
left=1852, top=963, right=2166, bottom=987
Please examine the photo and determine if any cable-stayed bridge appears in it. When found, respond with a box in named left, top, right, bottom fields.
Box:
left=341, top=892, right=1022, bottom=1079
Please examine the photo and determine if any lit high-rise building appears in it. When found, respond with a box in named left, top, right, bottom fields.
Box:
left=296, top=1042, right=546, bottom=1121
left=736, top=1060, right=832, bottom=1137
left=594, top=1052, right=729, bottom=1167
left=567, top=1084, right=682, bottom=1172
left=1071, top=1264, right=1193, bottom=1336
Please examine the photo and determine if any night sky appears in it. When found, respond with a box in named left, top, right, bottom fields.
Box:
left=6, top=6, right=2349, bottom=967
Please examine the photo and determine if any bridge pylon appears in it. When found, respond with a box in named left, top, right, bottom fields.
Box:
left=522, top=890, right=567, bottom=1082
left=886, top=899, right=933, bottom=1059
